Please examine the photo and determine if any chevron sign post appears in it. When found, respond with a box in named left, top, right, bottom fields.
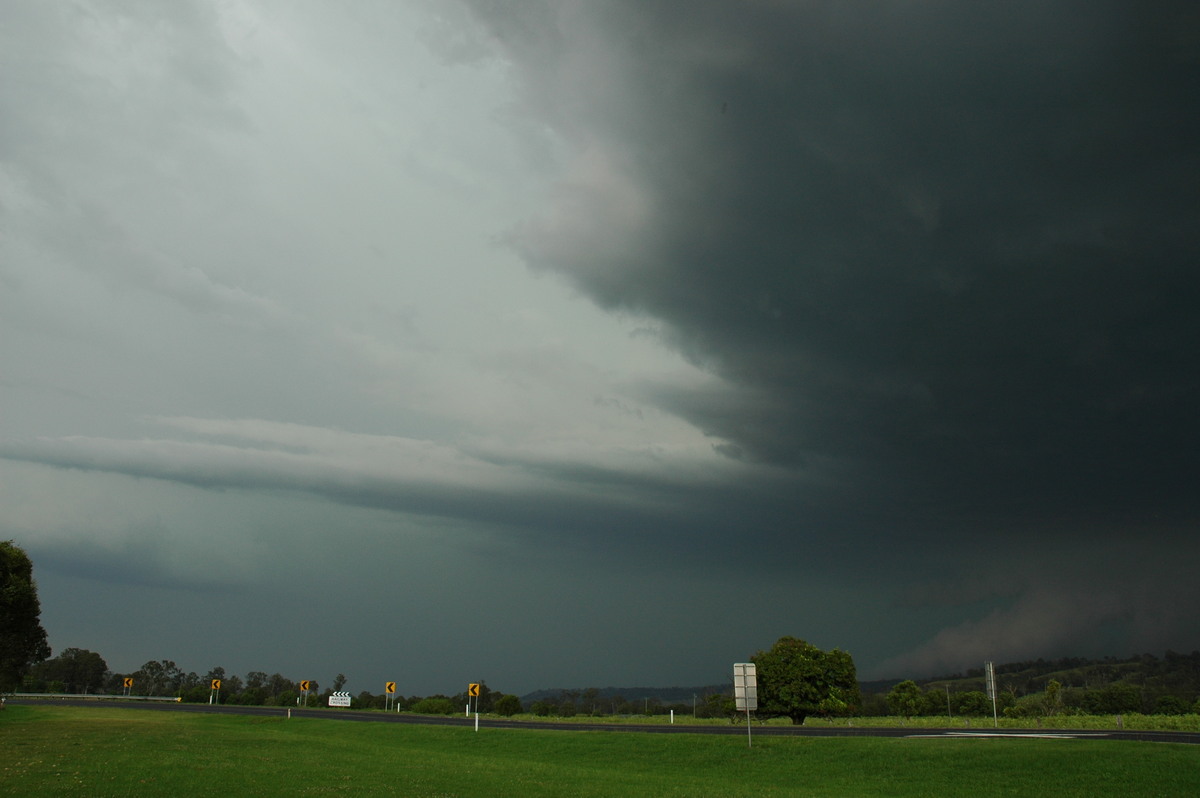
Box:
left=328, top=691, right=352, bottom=707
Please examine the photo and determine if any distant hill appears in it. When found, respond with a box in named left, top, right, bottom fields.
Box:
left=520, top=684, right=728, bottom=706
left=523, top=650, right=1200, bottom=705
left=907, top=650, right=1200, bottom=697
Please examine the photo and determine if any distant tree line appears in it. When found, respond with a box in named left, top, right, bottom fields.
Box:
left=17, top=636, right=1200, bottom=721
left=19, top=650, right=723, bottom=717
left=20, top=651, right=531, bottom=714
left=877, top=651, right=1200, bottom=719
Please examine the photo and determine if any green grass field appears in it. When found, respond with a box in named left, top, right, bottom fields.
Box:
left=3, top=705, right=1197, bottom=796
left=501, top=710, right=1200, bottom=732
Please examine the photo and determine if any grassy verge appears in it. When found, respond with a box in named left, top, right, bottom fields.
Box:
left=451, top=710, right=1200, bottom=732
left=797, top=712, right=1200, bottom=731
left=3, top=704, right=1197, bottom=797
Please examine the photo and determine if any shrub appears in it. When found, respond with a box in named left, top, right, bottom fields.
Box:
left=1154, top=696, right=1189, bottom=716
left=493, top=694, right=522, bottom=716
left=410, top=697, right=458, bottom=715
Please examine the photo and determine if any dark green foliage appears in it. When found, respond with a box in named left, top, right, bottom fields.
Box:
left=920, top=687, right=948, bottom=717
left=494, top=694, right=523, bottom=716
left=579, top=687, right=601, bottom=715
left=0, top=541, right=51, bottom=690
left=880, top=650, right=1200, bottom=718
left=356, top=690, right=386, bottom=709
left=1153, top=695, right=1189, bottom=715
left=410, top=696, right=458, bottom=715
left=695, top=692, right=736, bottom=719
left=132, top=659, right=185, bottom=696
left=887, top=680, right=924, bottom=718
left=1082, top=682, right=1143, bottom=714
left=178, top=684, right=211, bottom=703
left=953, top=690, right=992, bottom=716
left=752, top=636, right=861, bottom=725
left=28, top=647, right=108, bottom=693
left=931, top=651, right=1200, bottom=699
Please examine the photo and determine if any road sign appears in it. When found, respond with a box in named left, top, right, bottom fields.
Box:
left=734, top=662, right=758, bottom=748
left=300, top=680, right=311, bottom=691
left=733, top=663, right=758, bottom=711
left=211, top=679, right=221, bottom=690
left=385, top=682, right=396, bottom=694
left=328, top=691, right=351, bottom=707
left=985, top=661, right=998, bottom=727
left=123, top=677, right=134, bottom=688
left=468, top=683, right=480, bottom=697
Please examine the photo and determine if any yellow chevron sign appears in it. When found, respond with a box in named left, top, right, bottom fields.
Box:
left=385, top=682, right=396, bottom=694
left=468, top=683, right=480, bottom=697
left=122, top=677, right=133, bottom=688
left=300, top=680, right=311, bottom=691
left=211, top=679, right=221, bottom=690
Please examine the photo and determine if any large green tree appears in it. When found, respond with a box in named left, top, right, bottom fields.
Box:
left=886, top=679, right=924, bottom=718
left=751, top=636, right=861, bottom=725
left=134, top=659, right=184, bottom=696
left=1, top=540, right=52, bottom=690
left=30, top=647, right=108, bottom=693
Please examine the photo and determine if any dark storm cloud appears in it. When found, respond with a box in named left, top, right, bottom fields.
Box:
left=5, top=0, right=1197, bottom=686
left=457, top=0, right=1200, bottom=671
left=0, top=427, right=794, bottom=567
left=478, top=0, right=1200, bottom=530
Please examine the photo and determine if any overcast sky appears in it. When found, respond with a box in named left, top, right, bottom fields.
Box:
left=3, top=0, right=1198, bottom=697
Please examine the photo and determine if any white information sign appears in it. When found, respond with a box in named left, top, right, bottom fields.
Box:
left=328, top=691, right=351, bottom=707
left=733, top=663, right=758, bottom=711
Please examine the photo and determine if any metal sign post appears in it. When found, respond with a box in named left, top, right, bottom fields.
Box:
left=985, top=662, right=998, bottom=728
left=733, top=663, right=758, bottom=748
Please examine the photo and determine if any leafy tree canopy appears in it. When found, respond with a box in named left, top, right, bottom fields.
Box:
left=30, top=647, right=108, bottom=693
left=886, top=679, right=924, bottom=718
left=1, top=540, right=51, bottom=690
left=751, top=636, right=861, bottom=725
left=493, top=694, right=523, bottom=716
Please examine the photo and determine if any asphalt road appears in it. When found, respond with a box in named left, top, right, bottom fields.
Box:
left=8, top=698, right=1200, bottom=746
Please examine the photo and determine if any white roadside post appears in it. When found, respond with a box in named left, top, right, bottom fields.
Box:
left=733, top=663, right=758, bottom=748
left=468, top=683, right=481, bottom=732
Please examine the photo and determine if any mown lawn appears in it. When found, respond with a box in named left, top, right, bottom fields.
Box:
left=2, top=705, right=1197, bottom=796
